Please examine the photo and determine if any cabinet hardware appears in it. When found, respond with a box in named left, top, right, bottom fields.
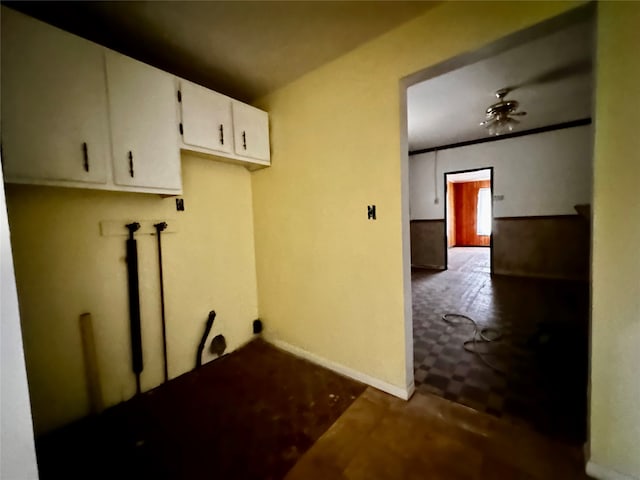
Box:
left=177, top=90, right=182, bottom=103
left=219, top=124, right=224, bottom=145
left=242, top=131, right=247, bottom=150
left=82, top=142, right=89, bottom=172
left=179, top=123, right=183, bottom=135
left=128, top=151, right=134, bottom=178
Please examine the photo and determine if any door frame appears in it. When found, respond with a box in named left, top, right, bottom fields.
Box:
left=399, top=2, right=594, bottom=404
left=443, top=167, right=494, bottom=274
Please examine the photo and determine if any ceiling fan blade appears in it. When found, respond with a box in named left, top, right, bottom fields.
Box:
left=480, top=118, right=497, bottom=127
left=510, top=111, right=527, bottom=116
left=507, top=58, right=592, bottom=91
left=480, top=113, right=498, bottom=125
left=508, top=117, right=521, bottom=125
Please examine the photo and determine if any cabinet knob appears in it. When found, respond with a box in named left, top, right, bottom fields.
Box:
left=128, top=151, right=134, bottom=178
left=82, top=142, right=89, bottom=172
left=242, top=131, right=247, bottom=150
left=219, top=124, right=224, bottom=145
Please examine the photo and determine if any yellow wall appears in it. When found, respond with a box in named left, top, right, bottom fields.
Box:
left=590, top=2, right=640, bottom=478
left=6, top=154, right=259, bottom=434
left=9, top=4, right=640, bottom=475
left=251, top=1, right=582, bottom=393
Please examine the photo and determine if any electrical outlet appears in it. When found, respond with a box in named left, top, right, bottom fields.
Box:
left=176, top=198, right=185, bottom=211
left=367, top=205, right=376, bottom=220
left=493, top=194, right=504, bottom=201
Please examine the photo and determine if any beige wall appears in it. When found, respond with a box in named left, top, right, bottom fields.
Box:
left=251, top=1, right=582, bottom=395
left=589, top=2, right=640, bottom=478
left=6, top=154, right=259, bottom=434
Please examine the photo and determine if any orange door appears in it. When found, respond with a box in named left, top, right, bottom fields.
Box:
left=452, top=180, right=490, bottom=246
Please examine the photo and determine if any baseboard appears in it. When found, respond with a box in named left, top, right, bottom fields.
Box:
left=265, top=336, right=413, bottom=400
left=405, top=381, right=416, bottom=399
left=584, top=441, right=590, bottom=465
left=586, top=461, right=639, bottom=480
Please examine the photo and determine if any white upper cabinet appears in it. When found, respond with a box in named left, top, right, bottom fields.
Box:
left=1, top=7, right=110, bottom=184
left=178, top=80, right=270, bottom=169
left=105, top=51, right=181, bottom=191
left=232, top=102, right=271, bottom=163
left=180, top=80, right=234, bottom=155
left=1, top=7, right=269, bottom=194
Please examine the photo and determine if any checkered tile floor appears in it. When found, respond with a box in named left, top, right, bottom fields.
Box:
left=412, top=247, right=589, bottom=441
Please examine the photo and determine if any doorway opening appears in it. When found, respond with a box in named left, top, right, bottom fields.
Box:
left=403, top=3, right=594, bottom=445
left=444, top=168, right=493, bottom=274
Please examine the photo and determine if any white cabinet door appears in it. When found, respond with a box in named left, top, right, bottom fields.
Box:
left=232, top=102, right=270, bottom=162
left=105, top=51, right=181, bottom=191
left=1, top=8, right=110, bottom=184
left=180, top=80, right=233, bottom=155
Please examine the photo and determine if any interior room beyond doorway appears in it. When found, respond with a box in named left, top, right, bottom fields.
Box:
left=445, top=168, right=492, bottom=270
left=407, top=8, right=594, bottom=445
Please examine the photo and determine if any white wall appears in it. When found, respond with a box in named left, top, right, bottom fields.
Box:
left=1, top=161, right=39, bottom=479
left=409, top=125, right=593, bottom=219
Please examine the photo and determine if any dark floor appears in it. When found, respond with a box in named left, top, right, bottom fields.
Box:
left=412, top=247, right=589, bottom=442
left=36, top=339, right=366, bottom=480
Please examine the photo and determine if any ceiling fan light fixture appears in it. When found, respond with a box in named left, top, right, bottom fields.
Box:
left=481, top=88, right=526, bottom=136
left=489, top=121, right=511, bottom=136
left=488, top=115, right=518, bottom=136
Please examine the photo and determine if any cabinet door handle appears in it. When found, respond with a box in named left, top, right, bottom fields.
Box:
left=128, top=151, right=134, bottom=178
left=82, top=142, right=89, bottom=172
left=242, top=131, right=247, bottom=150
left=219, top=124, right=224, bottom=145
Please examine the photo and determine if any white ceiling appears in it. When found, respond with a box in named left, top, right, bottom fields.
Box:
left=447, top=170, right=491, bottom=183
left=407, top=19, right=594, bottom=152
left=8, top=1, right=436, bottom=102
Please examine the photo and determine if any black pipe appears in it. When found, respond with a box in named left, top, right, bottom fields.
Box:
left=125, top=222, right=143, bottom=394
left=154, top=221, right=169, bottom=383
left=196, top=311, right=216, bottom=368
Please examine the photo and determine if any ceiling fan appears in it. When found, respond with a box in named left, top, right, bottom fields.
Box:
left=480, top=88, right=527, bottom=136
